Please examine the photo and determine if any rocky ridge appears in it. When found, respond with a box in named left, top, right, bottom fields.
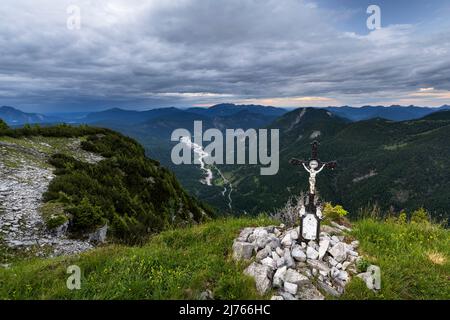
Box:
left=233, top=223, right=380, bottom=300
left=0, top=137, right=104, bottom=257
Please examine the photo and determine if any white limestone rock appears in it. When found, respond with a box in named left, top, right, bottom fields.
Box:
left=261, top=257, right=277, bottom=270
left=275, top=247, right=284, bottom=257
left=266, top=237, right=281, bottom=250
left=318, top=239, right=330, bottom=260
left=331, top=221, right=352, bottom=232
left=281, top=233, right=292, bottom=247
left=275, top=257, right=286, bottom=268
left=357, top=265, right=381, bottom=291
left=320, top=225, right=341, bottom=235
left=330, top=267, right=340, bottom=278
left=244, top=262, right=273, bottom=295
left=308, top=240, right=319, bottom=250
left=289, top=228, right=299, bottom=240
left=254, top=228, right=271, bottom=249
left=317, top=281, right=341, bottom=297
left=296, top=282, right=325, bottom=300
left=232, top=241, right=254, bottom=260
left=306, top=246, right=319, bottom=260
left=88, top=224, right=108, bottom=244
left=280, top=291, right=296, bottom=300
left=284, top=282, right=298, bottom=295
left=336, top=270, right=349, bottom=282
left=284, top=269, right=309, bottom=285
left=307, top=260, right=330, bottom=274
left=273, top=266, right=287, bottom=288
left=284, top=249, right=295, bottom=268
left=272, top=251, right=281, bottom=261
left=302, top=268, right=313, bottom=279
left=255, top=246, right=271, bottom=262
left=347, top=249, right=359, bottom=257
left=328, top=257, right=338, bottom=267
left=238, top=227, right=254, bottom=242
left=331, top=235, right=340, bottom=243
left=291, top=245, right=307, bottom=262
left=329, top=242, right=347, bottom=262
left=199, top=289, right=214, bottom=300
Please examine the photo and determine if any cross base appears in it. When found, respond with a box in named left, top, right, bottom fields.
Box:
left=298, top=192, right=321, bottom=243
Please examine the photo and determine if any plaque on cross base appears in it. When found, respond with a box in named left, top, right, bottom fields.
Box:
left=300, top=213, right=320, bottom=241
left=298, top=194, right=322, bottom=242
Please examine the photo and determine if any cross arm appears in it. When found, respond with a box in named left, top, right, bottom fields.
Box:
left=289, top=158, right=308, bottom=166
left=324, top=161, right=337, bottom=170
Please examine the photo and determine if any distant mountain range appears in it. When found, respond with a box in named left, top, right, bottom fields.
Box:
left=2, top=103, right=450, bottom=125
left=79, top=103, right=287, bottom=128
left=0, top=106, right=59, bottom=125
left=0, top=103, right=450, bottom=127
left=322, top=105, right=450, bottom=121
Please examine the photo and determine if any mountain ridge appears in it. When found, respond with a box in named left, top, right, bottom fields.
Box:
left=2, top=104, right=450, bottom=126
left=0, top=123, right=212, bottom=250
left=0, top=106, right=60, bottom=125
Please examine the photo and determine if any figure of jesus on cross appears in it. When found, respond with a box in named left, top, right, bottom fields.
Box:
left=303, top=160, right=325, bottom=194
left=290, top=140, right=337, bottom=196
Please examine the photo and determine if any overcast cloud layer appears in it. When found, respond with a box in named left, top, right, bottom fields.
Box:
left=1, top=0, right=450, bottom=112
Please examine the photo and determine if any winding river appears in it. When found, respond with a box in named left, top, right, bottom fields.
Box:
left=180, top=136, right=233, bottom=211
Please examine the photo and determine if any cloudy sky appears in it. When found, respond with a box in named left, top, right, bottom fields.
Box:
left=1, top=0, right=450, bottom=112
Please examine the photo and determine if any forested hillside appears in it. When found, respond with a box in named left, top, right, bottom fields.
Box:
left=221, top=109, right=450, bottom=221
left=0, top=120, right=212, bottom=245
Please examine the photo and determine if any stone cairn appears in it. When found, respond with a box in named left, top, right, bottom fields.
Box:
left=232, top=222, right=379, bottom=300
left=232, top=141, right=380, bottom=299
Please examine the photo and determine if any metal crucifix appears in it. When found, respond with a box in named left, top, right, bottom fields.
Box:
left=289, top=140, right=337, bottom=196
left=289, top=140, right=337, bottom=242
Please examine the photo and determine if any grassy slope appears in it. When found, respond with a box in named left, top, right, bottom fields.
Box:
left=342, top=218, right=450, bottom=300
left=0, top=217, right=449, bottom=300
left=0, top=217, right=273, bottom=300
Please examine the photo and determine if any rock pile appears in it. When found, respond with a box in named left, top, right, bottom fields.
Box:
left=233, top=223, right=374, bottom=300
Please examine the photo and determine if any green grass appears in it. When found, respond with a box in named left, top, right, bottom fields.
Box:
left=0, top=135, right=86, bottom=170
left=39, top=202, right=68, bottom=230
left=0, top=135, right=94, bottom=165
left=342, top=218, right=450, bottom=300
left=0, top=217, right=274, bottom=300
left=0, top=217, right=448, bottom=300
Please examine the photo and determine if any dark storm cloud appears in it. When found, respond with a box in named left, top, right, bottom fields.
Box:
left=0, top=0, right=449, bottom=112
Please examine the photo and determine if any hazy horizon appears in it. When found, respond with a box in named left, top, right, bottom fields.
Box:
left=2, top=103, right=450, bottom=115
